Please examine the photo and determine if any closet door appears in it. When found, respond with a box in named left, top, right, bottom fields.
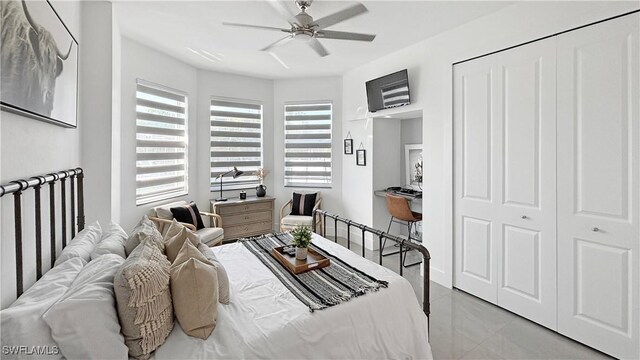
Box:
left=494, top=39, right=557, bottom=330
left=454, top=54, right=499, bottom=304
left=557, top=13, right=639, bottom=360
left=454, top=38, right=557, bottom=330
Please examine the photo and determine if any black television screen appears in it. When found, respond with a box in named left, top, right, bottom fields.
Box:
left=365, top=69, right=410, bottom=112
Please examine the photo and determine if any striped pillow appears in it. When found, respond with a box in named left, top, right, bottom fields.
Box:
left=290, top=192, right=317, bottom=216
left=170, top=202, right=205, bottom=230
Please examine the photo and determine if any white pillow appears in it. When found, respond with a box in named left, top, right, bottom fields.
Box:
left=43, top=254, right=128, bottom=360
left=55, top=221, right=102, bottom=266
left=91, top=222, right=127, bottom=260
left=0, top=257, right=86, bottom=360
left=101, top=221, right=128, bottom=241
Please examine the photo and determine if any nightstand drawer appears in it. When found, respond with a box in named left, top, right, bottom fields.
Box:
left=217, top=201, right=273, bottom=216
left=225, top=221, right=272, bottom=239
left=224, top=211, right=272, bottom=226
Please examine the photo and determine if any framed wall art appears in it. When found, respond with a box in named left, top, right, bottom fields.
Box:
left=356, top=149, right=366, bottom=166
left=344, top=139, right=353, bottom=155
left=405, top=144, right=423, bottom=189
left=344, top=131, right=353, bottom=154
left=0, top=0, right=79, bottom=128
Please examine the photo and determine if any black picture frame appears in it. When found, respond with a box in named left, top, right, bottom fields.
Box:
left=344, top=139, right=353, bottom=154
left=356, top=149, right=367, bottom=166
left=0, top=0, right=79, bottom=128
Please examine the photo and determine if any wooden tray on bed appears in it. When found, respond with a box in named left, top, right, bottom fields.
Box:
left=271, top=246, right=330, bottom=274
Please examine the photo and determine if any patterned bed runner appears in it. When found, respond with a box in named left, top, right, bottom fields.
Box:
left=241, top=233, right=388, bottom=312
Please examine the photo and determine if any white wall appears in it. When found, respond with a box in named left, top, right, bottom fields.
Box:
left=196, top=69, right=274, bottom=217
left=80, top=1, right=115, bottom=226
left=272, top=77, right=343, bottom=230
left=117, top=38, right=345, bottom=234
left=371, top=119, right=401, bottom=247
left=342, top=1, right=640, bottom=287
left=118, top=37, right=198, bottom=232
left=400, top=117, right=422, bottom=184
left=0, top=0, right=82, bottom=308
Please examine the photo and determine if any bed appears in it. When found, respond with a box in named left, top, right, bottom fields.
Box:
left=0, top=168, right=432, bottom=359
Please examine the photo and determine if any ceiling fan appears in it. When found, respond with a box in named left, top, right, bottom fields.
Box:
left=222, top=0, right=376, bottom=57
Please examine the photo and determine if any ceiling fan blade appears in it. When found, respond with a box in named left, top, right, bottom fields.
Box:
left=308, top=37, right=329, bottom=57
left=265, top=0, right=299, bottom=26
left=222, top=22, right=290, bottom=32
left=316, top=30, right=375, bottom=42
left=261, top=35, right=294, bottom=51
left=312, top=3, right=368, bottom=29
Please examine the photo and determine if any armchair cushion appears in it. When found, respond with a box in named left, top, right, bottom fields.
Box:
left=290, top=192, right=318, bottom=216
left=196, top=228, right=224, bottom=247
left=281, top=215, right=314, bottom=227
left=170, top=202, right=205, bottom=230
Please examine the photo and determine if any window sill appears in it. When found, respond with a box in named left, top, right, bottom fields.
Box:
left=284, top=184, right=332, bottom=189
left=136, top=191, right=188, bottom=206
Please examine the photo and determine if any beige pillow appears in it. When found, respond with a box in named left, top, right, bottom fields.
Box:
left=197, top=243, right=230, bottom=304
left=114, top=238, right=173, bottom=359
left=163, top=218, right=184, bottom=239
left=125, top=216, right=163, bottom=256
left=170, top=240, right=218, bottom=340
left=164, top=220, right=200, bottom=263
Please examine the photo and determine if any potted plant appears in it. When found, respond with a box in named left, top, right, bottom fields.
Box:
left=291, top=225, right=312, bottom=260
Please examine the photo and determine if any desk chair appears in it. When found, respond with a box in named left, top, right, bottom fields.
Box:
left=384, top=194, right=422, bottom=267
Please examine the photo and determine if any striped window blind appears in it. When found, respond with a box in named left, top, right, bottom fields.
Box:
left=210, top=98, right=263, bottom=190
left=135, top=80, right=188, bottom=205
left=284, top=102, right=332, bottom=187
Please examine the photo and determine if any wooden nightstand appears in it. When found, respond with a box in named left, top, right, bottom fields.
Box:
left=211, top=196, right=275, bottom=241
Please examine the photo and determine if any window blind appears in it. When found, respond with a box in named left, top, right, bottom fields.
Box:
left=135, top=80, right=188, bottom=205
left=284, top=102, right=332, bottom=187
left=210, top=98, right=263, bottom=190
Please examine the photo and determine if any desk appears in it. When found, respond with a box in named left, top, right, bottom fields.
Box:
left=374, top=189, right=421, bottom=201
left=211, top=196, right=275, bottom=241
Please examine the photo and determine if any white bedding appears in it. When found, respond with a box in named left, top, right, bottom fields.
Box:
left=153, top=234, right=432, bottom=360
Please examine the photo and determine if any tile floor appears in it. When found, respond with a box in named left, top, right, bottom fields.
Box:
left=326, top=236, right=611, bottom=360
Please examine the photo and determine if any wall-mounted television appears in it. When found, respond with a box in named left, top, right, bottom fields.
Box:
left=365, top=69, right=411, bottom=113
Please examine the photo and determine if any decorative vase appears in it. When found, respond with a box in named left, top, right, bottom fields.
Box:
left=295, top=247, right=308, bottom=260
left=256, top=184, right=267, bottom=197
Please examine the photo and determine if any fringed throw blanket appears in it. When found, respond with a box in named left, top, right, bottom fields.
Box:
left=241, top=233, right=388, bottom=312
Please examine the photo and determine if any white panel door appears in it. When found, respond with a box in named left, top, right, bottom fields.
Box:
left=557, top=13, right=639, bottom=359
left=494, top=39, right=557, bottom=330
left=454, top=39, right=557, bottom=329
left=454, top=55, right=499, bottom=304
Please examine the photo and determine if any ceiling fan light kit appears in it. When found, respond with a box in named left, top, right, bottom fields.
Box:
left=223, top=0, right=376, bottom=58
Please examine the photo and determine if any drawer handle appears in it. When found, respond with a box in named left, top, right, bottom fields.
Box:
left=591, top=227, right=599, bottom=232
left=521, top=215, right=528, bottom=219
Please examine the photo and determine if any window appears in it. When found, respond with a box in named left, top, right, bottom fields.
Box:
left=210, top=98, right=263, bottom=190
left=135, top=80, right=188, bottom=205
left=284, top=102, right=332, bottom=187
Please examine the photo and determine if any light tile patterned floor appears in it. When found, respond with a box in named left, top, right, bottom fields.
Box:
left=326, top=236, right=611, bottom=360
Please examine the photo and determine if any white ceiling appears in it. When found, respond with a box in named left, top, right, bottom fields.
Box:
left=114, top=1, right=513, bottom=79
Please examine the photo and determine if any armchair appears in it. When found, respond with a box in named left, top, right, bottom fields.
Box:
left=279, top=192, right=323, bottom=236
left=147, top=200, right=224, bottom=246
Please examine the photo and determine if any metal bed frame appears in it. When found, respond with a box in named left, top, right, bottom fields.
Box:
left=0, top=168, right=430, bottom=325
left=313, top=209, right=431, bottom=320
left=0, top=168, right=85, bottom=298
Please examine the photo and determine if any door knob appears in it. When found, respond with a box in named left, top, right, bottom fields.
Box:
left=521, top=215, right=528, bottom=219
left=591, top=227, right=599, bottom=232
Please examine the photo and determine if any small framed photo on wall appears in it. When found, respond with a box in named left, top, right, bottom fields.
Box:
left=344, top=139, right=353, bottom=154
left=356, top=149, right=366, bottom=166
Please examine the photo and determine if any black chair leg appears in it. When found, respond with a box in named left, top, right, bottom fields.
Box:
left=382, top=216, right=400, bottom=257
left=402, top=221, right=422, bottom=268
